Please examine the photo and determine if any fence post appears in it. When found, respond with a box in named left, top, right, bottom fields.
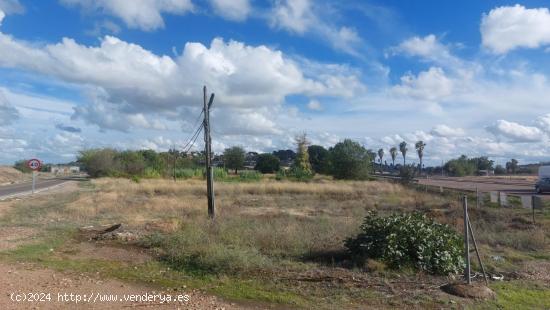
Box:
left=463, top=195, right=471, bottom=284
left=476, top=187, right=479, bottom=208
left=532, top=195, right=536, bottom=225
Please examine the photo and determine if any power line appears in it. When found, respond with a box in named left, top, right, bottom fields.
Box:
left=178, top=109, right=204, bottom=151
left=182, top=123, right=204, bottom=153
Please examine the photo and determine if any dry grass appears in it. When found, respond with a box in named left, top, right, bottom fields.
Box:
left=2, top=177, right=549, bottom=309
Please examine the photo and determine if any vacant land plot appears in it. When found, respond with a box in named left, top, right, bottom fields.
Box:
left=0, top=177, right=548, bottom=309
left=417, top=176, right=545, bottom=197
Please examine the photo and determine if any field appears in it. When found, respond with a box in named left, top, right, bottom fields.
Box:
left=0, top=176, right=549, bottom=309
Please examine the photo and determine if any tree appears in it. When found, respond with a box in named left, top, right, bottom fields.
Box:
left=399, top=141, right=408, bottom=165
left=308, top=145, right=329, bottom=174
left=329, top=139, right=373, bottom=180
left=494, top=164, right=506, bottom=175
left=294, top=133, right=312, bottom=175
left=78, top=148, right=118, bottom=177
left=377, top=148, right=384, bottom=173
left=510, top=159, right=518, bottom=174
left=255, top=153, right=280, bottom=173
left=224, top=146, right=245, bottom=174
left=415, top=141, right=426, bottom=174
left=389, top=147, right=398, bottom=167
left=272, top=149, right=296, bottom=162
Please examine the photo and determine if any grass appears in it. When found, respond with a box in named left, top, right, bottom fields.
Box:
left=485, top=281, right=550, bottom=309
left=0, top=177, right=548, bottom=309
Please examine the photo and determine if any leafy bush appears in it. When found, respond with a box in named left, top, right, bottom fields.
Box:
left=275, top=168, right=313, bottom=181
left=143, top=167, right=161, bottom=178
left=239, top=170, right=262, bottom=181
left=345, top=211, right=463, bottom=275
left=255, top=154, right=280, bottom=173
left=328, top=139, right=372, bottom=180
left=399, top=164, right=417, bottom=184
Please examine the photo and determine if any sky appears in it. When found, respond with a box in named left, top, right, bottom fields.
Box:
left=0, top=0, right=550, bottom=166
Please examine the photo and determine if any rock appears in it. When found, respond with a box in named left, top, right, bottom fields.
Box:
left=441, top=283, right=496, bottom=299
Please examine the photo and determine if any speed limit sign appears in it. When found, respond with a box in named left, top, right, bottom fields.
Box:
left=27, top=158, right=42, bottom=171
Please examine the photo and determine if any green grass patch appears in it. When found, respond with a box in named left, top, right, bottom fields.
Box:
left=486, top=281, right=550, bottom=309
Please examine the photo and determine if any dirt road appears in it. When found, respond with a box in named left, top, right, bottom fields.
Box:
left=417, top=176, right=540, bottom=196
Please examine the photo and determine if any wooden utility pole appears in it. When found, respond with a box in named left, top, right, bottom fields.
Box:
left=203, top=86, right=215, bottom=218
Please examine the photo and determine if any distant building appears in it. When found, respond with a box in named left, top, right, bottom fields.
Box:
left=51, top=165, right=80, bottom=175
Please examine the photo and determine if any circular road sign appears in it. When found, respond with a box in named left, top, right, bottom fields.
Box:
left=27, top=158, right=42, bottom=171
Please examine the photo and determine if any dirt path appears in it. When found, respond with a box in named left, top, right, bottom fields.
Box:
left=0, top=184, right=254, bottom=310
left=0, top=262, right=246, bottom=309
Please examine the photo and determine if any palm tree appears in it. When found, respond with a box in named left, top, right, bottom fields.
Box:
left=399, top=141, right=408, bottom=165
left=389, top=147, right=397, bottom=167
left=377, top=148, right=384, bottom=173
left=415, top=140, right=426, bottom=174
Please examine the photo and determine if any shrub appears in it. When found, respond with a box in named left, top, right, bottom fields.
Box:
left=255, top=154, right=280, bottom=173
left=345, top=211, right=463, bottom=275
left=328, top=139, right=372, bottom=180
left=239, top=170, right=262, bottom=181
left=399, top=164, right=417, bottom=184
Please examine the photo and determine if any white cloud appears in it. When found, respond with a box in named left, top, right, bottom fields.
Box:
left=209, top=0, right=250, bottom=22
left=390, top=34, right=459, bottom=65
left=269, top=0, right=363, bottom=56
left=270, top=0, right=312, bottom=34
left=535, top=113, right=550, bottom=133
left=430, top=124, right=465, bottom=137
left=0, top=90, right=18, bottom=126
left=0, top=20, right=365, bottom=135
left=486, top=119, right=546, bottom=142
left=307, top=99, right=322, bottom=111
left=0, top=0, right=24, bottom=15
left=0, top=9, right=4, bottom=25
left=481, top=5, right=550, bottom=54
left=392, top=67, right=453, bottom=101
left=60, top=0, right=194, bottom=31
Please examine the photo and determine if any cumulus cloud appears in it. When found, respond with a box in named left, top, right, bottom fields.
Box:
left=392, top=67, right=453, bottom=101
left=536, top=113, right=550, bottom=133
left=430, top=124, right=465, bottom=137
left=389, top=34, right=462, bottom=66
left=0, top=90, right=19, bottom=126
left=481, top=5, right=550, bottom=54
left=60, top=0, right=194, bottom=31
left=0, top=21, right=365, bottom=134
left=486, top=119, right=546, bottom=142
left=209, top=0, right=250, bottom=21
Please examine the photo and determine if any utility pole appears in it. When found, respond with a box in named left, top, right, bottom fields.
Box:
left=203, top=86, right=215, bottom=218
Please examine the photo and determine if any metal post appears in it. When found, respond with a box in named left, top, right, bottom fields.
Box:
left=203, top=86, right=215, bottom=219
left=463, top=195, right=471, bottom=284
left=532, top=195, right=536, bottom=225
left=467, top=217, right=488, bottom=285
left=32, top=171, right=36, bottom=194
left=476, top=187, right=479, bottom=208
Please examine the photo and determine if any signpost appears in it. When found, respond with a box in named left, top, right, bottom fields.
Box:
left=27, top=158, right=41, bottom=194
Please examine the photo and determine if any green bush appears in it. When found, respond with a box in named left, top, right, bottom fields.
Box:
left=345, top=211, right=463, bottom=275
left=255, top=153, right=280, bottom=173
left=213, top=167, right=228, bottom=180
left=143, top=167, right=161, bottom=178
left=239, top=170, right=262, bottom=181
left=399, top=164, right=417, bottom=184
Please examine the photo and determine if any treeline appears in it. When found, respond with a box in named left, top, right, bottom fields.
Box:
left=78, top=148, right=201, bottom=178
left=78, top=137, right=375, bottom=180
left=441, top=155, right=526, bottom=177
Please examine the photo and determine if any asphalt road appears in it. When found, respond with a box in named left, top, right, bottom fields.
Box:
left=0, top=178, right=69, bottom=198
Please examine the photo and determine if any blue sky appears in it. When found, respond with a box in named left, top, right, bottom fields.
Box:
left=0, top=0, right=550, bottom=166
